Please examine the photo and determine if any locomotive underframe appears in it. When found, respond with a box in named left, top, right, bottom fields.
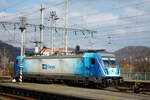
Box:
left=13, top=74, right=122, bottom=88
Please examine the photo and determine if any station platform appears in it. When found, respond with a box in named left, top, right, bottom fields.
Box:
left=0, top=82, right=150, bottom=100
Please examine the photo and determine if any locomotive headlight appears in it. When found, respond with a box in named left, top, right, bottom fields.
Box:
left=118, top=69, right=120, bottom=75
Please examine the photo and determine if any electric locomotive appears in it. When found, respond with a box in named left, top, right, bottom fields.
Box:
left=13, top=48, right=122, bottom=88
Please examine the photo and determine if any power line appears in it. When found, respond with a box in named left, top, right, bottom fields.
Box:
left=0, top=10, right=40, bottom=23
left=95, top=30, right=150, bottom=37
left=0, top=20, right=96, bottom=35
left=45, top=1, right=64, bottom=8
left=94, top=20, right=150, bottom=32
left=22, top=9, right=40, bottom=17
left=113, top=0, right=150, bottom=9
left=68, top=29, right=150, bottom=43
left=72, top=13, right=150, bottom=29
left=0, top=0, right=27, bottom=12
left=96, top=14, right=150, bottom=27
left=94, top=22, right=150, bottom=34
left=94, top=35, right=150, bottom=41
left=69, top=23, right=150, bottom=37
left=70, top=35, right=150, bottom=42
left=0, top=20, right=149, bottom=39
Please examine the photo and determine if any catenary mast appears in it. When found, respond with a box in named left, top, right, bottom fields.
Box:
left=64, top=0, right=68, bottom=54
left=40, top=1, right=45, bottom=50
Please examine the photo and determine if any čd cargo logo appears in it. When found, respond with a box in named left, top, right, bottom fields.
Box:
left=42, top=64, right=56, bottom=70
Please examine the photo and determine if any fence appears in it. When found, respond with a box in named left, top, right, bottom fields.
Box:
left=121, top=72, right=150, bottom=80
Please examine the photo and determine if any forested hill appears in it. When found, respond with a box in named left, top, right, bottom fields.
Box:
left=0, top=41, right=20, bottom=61
left=114, top=46, right=150, bottom=60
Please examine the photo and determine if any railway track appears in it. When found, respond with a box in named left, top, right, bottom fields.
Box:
left=116, top=80, right=150, bottom=93
left=0, top=93, right=35, bottom=100
left=0, top=76, right=12, bottom=83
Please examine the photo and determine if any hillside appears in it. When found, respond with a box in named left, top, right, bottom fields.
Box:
left=0, top=41, right=20, bottom=61
left=114, top=46, right=150, bottom=60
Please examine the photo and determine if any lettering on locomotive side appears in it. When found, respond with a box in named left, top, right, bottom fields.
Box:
left=42, top=64, right=56, bottom=70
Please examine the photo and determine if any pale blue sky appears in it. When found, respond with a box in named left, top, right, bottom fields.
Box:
left=0, top=0, right=150, bottom=51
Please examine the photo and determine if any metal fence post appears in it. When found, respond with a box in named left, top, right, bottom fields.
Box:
left=145, top=72, right=146, bottom=80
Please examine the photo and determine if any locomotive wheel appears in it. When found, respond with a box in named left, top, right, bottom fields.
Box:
left=96, top=84, right=103, bottom=89
left=103, top=80, right=107, bottom=88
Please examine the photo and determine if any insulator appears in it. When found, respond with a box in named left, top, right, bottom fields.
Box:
left=108, top=42, right=111, bottom=44
left=2, top=24, right=7, bottom=31
left=82, top=32, right=85, bottom=35
left=91, top=32, right=94, bottom=38
left=55, top=28, right=57, bottom=33
left=34, top=26, right=36, bottom=32
left=75, top=31, right=77, bottom=35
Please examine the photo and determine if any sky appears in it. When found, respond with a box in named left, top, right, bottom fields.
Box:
left=0, top=0, right=150, bottom=52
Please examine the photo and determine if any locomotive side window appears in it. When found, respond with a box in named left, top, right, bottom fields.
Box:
left=91, top=58, right=95, bottom=64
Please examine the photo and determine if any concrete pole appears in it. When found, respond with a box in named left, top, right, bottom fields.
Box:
left=40, top=3, right=45, bottom=50
left=64, top=0, right=68, bottom=54
left=62, top=18, right=65, bottom=52
left=20, top=17, right=26, bottom=57
left=50, top=11, right=59, bottom=53
left=51, top=13, right=55, bottom=52
left=19, top=17, right=26, bottom=83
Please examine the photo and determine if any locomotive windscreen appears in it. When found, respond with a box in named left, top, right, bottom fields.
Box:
left=102, top=57, right=118, bottom=68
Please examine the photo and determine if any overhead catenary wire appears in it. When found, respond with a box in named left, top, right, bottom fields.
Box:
left=0, top=19, right=149, bottom=38
left=95, top=22, right=150, bottom=33
left=0, top=0, right=28, bottom=12
left=70, top=13, right=150, bottom=30
left=112, top=0, right=150, bottom=9
left=0, top=0, right=64, bottom=21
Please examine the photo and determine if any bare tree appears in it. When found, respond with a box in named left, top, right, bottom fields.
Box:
left=0, top=48, right=10, bottom=76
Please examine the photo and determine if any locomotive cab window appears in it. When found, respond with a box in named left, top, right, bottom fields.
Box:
left=90, top=58, right=95, bottom=64
left=102, top=57, right=118, bottom=68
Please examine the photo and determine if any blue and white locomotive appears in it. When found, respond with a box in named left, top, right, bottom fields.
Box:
left=13, top=49, right=122, bottom=88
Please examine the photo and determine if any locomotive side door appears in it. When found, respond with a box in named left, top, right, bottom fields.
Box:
left=89, top=58, right=96, bottom=76
left=84, top=57, right=90, bottom=77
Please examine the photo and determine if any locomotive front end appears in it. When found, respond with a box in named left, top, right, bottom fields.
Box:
left=100, top=53, right=123, bottom=86
left=102, top=57, right=120, bottom=77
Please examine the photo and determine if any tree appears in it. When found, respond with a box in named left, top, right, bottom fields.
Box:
left=0, top=48, right=10, bottom=75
